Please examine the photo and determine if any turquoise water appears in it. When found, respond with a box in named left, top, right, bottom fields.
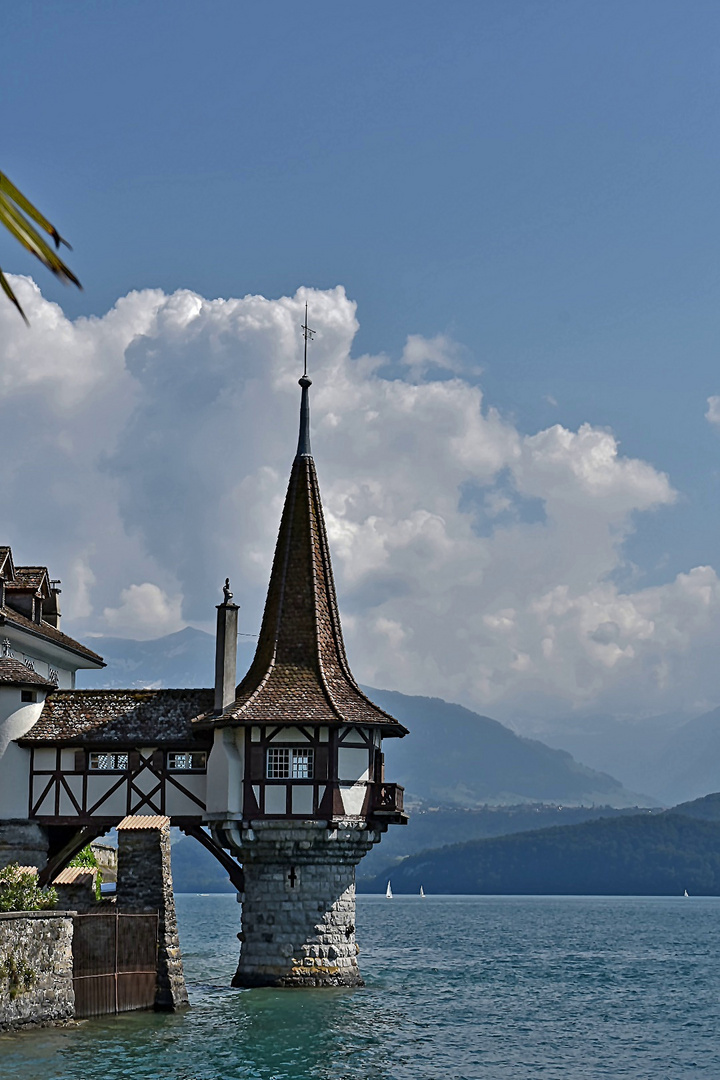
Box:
left=2, top=894, right=720, bottom=1079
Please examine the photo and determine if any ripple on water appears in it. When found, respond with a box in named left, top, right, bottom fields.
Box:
left=2, top=894, right=720, bottom=1079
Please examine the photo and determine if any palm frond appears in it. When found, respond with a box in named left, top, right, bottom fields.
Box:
left=0, top=172, right=81, bottom=321
left=0, top=266, right=29, bottom=325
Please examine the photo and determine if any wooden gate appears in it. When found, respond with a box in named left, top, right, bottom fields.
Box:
left=72, top=912, right=158, bottom=1018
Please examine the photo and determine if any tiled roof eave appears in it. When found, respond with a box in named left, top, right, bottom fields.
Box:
left=0, top=609, right=105, bottom=666
left=19, top=687, right=215, bottom=744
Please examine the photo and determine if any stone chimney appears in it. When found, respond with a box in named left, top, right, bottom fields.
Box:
left=214, top=578, right=239, bottom=714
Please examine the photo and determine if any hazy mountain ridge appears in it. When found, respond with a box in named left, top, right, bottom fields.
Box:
left=525, top=707, right=720, bottom=805
left=362, top=792, right=720, bottom=895
left=77, top=629, right=645, bottom=809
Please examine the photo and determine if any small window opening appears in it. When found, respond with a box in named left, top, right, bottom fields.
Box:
left=20, top=690, right=37, bottom=704
left=89, top=752, right=128, bottom=771
left=167, top=751, right=207, bottom=771
left=266, top=747, right=314, bottom=779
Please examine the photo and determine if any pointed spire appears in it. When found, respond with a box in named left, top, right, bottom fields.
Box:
left=296, top=375, right=312, bottom=458
left=215, top=370, right=406, bottom=734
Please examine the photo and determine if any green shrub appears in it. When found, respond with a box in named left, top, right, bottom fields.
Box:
left=68, top=846, right=101, bottom=901
left=0, top=864, right=57, bottom=913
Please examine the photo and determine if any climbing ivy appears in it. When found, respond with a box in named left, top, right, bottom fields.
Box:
left=0, top=953, right=37, bottom=999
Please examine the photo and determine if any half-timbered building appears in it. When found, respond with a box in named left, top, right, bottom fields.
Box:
left=0, top=368, right=408, bottom=987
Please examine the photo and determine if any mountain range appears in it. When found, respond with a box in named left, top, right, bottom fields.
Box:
left=520, top=706, right=720, bottom=805
left=362, top=793, right=720, bottom=895
left=77, top=628, right=646, bottom=808
left=76, top=627, right=720, bottom=806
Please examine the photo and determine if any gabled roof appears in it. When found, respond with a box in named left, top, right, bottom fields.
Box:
left=20, top=688, right=213, bottom=745
left=216, top=376, right=406, bottom=736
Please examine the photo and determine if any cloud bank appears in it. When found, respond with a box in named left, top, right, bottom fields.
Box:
left=2, top=274, right=717, bottom=718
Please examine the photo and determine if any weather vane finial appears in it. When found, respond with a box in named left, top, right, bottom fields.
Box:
left=301, top=302, right=315, bottom=378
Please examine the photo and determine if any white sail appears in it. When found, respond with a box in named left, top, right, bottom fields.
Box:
left=386, top=881, right=393, bottom=899
left=684, top=889, right=689, bottom=897
left=420, top=885, right=425, bottom=898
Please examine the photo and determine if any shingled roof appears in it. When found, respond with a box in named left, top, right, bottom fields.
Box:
left=0, top=656, right=56, bottom=688
left=216, top=376, right=406, bottom=736
left=21, top=688, right=213, bottom=745
left=0, top=605, right=104, bottom=666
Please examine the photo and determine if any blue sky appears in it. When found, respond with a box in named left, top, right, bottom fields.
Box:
left=4, top=1, right=720, bottom=719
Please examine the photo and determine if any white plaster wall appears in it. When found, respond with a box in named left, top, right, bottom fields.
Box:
left=58, top=776, right=83, bottom=816
left=292, top=786, right=314, bottom=815
left=340, top=727, right=368, bottom=746
left=60, top=749, right=76, bottom=770
left=2, top=628, right=98, bottom=686
left=340, top=783, right=367, bottom=816
left=338, top=747, right=370, bottom=783
left=166, top=779, right=207, bottom=817
left=264, top=786, right=286, bottom=814
left=133, top=770, right=159, bottom=796
left=85, top=777, right=126, bottom=816
left=0, top=689, right=47, bottom=818
left=0, top=744, right=31, bottom=817
left=32, top=748, right=55, bottom=771
left=267, top=727, right=310, bottom=743
left=205, top=728, right=244, bottom=816
left=0, top=690, right=46, bottom=754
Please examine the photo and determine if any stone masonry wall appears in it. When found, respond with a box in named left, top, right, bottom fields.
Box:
left=116, top=824, right=188, bottom=1011
left=0, top=912, right=74, bottom=1030
left=232, top=821, right=381, bottom=988
left=0, top=820, right=49, bottom=870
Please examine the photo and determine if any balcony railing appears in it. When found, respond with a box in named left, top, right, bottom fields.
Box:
left=371, top=782, right=404, bottom=815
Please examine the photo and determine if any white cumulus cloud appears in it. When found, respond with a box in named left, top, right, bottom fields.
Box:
left=2, top=274, right=717, bottom=719
left=706, top=396, right=720, bottom=426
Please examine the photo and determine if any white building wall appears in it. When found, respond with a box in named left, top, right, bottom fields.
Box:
left=0, top=688, right=47, bottom=818
left=205, top=728, right=244, bottom=818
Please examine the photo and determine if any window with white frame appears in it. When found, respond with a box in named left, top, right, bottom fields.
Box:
left=267, top=747, right=314, bottom=779
left=167, top=751, right=207, bottom=771
left=291, top=748, right=313, bottom=778
left=89, top=752, right=128, bottom=771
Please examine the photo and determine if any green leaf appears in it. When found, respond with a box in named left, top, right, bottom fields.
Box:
left=0, top=266, right=29, bottom=324
left=0, top=171, right=81, bottom=322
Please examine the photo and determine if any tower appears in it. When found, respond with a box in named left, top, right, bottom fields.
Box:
left=204, top=367, right=408, bottom=988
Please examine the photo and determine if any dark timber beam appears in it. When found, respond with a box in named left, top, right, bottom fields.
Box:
left=179, top=823, right=245, bottom=892
left=38, top=823, right=107, bottom=887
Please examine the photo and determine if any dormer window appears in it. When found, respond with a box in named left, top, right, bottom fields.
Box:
left=267, top=747, right=314, bottom=779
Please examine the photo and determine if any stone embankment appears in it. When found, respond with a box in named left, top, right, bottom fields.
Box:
left=0, top=911, right=74, bottom=1030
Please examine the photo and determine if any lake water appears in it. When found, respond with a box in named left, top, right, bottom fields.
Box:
left=2, top=894, right=720, bottom=1079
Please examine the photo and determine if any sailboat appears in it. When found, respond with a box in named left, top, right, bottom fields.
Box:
left=684, top=889, right=689, bottom=897
left=386, top=881, right=393, bottom=899
left=419, top=885, right=425, bottom=898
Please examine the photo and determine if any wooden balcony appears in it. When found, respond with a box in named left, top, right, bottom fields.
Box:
left=370, top=782, right=407, bottom=823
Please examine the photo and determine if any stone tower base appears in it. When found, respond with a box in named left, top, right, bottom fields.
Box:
left=228, top=821, right=380, bottom=988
